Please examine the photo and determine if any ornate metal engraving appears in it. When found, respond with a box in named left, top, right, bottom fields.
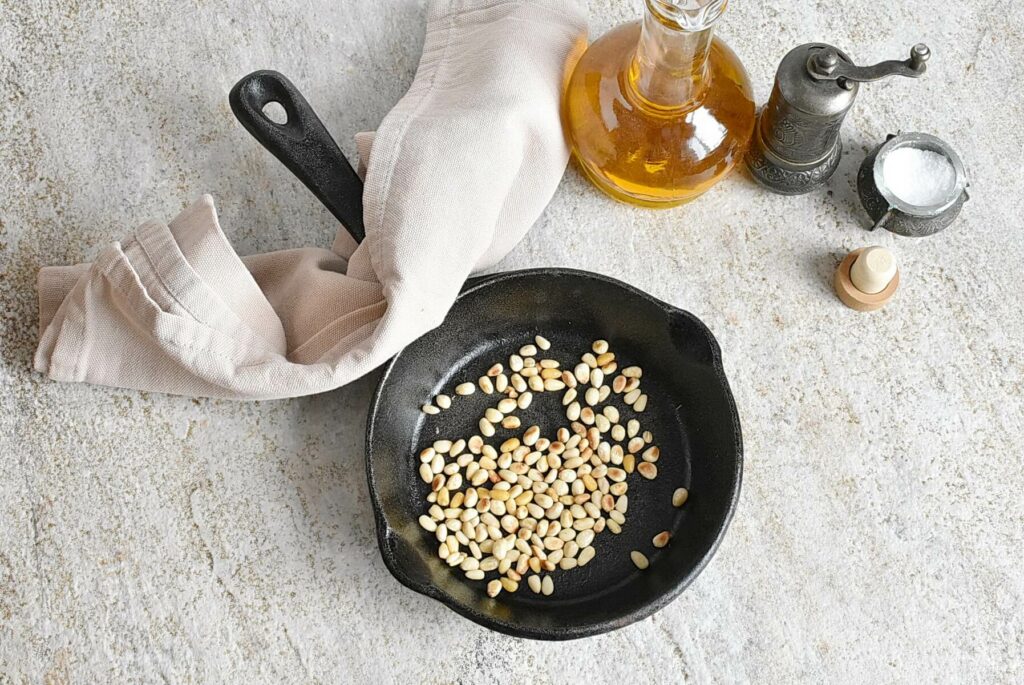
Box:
left=747, top=138, right=843, bottom=195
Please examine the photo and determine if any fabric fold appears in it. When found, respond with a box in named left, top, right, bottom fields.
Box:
left=33, top=0, right=588, bottom=400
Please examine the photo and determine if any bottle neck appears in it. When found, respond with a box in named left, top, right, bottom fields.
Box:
left=629, top=0, right=722, bottom=109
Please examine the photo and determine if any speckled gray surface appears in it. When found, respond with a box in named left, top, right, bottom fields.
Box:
left=2, top=1, right=1022, bottom=682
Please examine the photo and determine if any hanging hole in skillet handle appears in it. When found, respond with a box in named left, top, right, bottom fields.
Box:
left=229, top=70, right=366, bottom=244
left=261, top=101, right=288, bottom=125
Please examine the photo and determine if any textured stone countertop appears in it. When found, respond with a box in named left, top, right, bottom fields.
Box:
left=2, top=0, right=1022, bottom=682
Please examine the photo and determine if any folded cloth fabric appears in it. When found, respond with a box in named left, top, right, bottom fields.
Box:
left=34, top=0, right=588, bottom=399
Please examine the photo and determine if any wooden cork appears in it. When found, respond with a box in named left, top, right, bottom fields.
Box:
left=834, top=248, right=899, bottom=312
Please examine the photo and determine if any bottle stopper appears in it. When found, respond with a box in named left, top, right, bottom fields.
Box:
left=834, top=246, right=899, bottom=311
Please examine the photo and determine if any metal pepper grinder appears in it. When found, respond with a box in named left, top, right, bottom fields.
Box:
left=746, top=43, right=931, bottom=195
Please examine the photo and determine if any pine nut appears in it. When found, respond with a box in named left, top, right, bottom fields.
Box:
left=479, top=418, right=495, bottom=437
left=623, top=454, right=635, bottom=473
left=495, top=373, right=509, bottom=392
left=541, top=575, right=554, bottom=596
left=544, top=379, right=566, bottom=391
left=642, top=446, right=659, bottom=462
left=672, top=488, right=689, bottom=507
left=528, top=375, right=544, bottom=392
left=523, top=425, right=540, bottom=446
left=612, top=375, right=627, bottom=393
left=592, top=340, right=609, bottom=354
left=643, top=430, right=653, bottom=443
left=502, top=416, right=521, bottom=429
left=517, top=392, right=533, bottom=410
left=455, top=382, right=476, bottom=396
left=520, top=344, right=537, bottom=357
left=501, top=438, right=521, bottom=453
left=487, top=579, right=502, bottom=597
left=562, top=388, right=577, bottom=406
left=479, top=376, right=494, bottom=394
left=422, top=404, right=440, bottom=415
left=582, top=353, right=598, bottom=368
left=590, top=369, right=604, bottom=388
left=611, top=424, right=626, bottom=442
left=535, top=335, right=551, bottom=350
left=637, top=462, right=657, bottom=479
left=624, top=389, right=641, bottom=405
left=628, top=437, right=645, bottom=453
left=594, top=414, right=611, bottom=433
left=578, top=546, right=595, bottom=566
left=574, top=363, right=590, bottom=384
left=595, top=352, right=615, bottom=366
left=634, top=394, right=648, bottom=412
left=488, top=364, right=504, bottom=377
left=653, top=531, right=671, bottom=548
left=627, top=419, right=640, bottom=438
left=630, top=551, right=649, bottom=570
left=566, top=402, right=581, bottom=421
left=622, top=366, right=642, bottom=378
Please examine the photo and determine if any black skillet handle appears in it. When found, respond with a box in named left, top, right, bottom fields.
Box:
left=229, top=70, right=366, bottom=244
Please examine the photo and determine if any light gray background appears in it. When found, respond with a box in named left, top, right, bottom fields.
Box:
left=2, top=1, right=1021, bottom=682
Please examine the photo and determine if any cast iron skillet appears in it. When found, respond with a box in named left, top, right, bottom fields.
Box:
left=230, top=71, right=743, bottom=640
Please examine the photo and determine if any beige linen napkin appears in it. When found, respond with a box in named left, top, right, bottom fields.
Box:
left=34, top=0, right=587, bottom=399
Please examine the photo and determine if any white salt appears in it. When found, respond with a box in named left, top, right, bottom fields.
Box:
left=881, top=146, right=957, bottom=207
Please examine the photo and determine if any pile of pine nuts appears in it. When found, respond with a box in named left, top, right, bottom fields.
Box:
left=418, top=337, right=689, bottom=597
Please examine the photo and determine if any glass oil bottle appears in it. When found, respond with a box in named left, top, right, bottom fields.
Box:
left=564, top=0, right=755, bottom=207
